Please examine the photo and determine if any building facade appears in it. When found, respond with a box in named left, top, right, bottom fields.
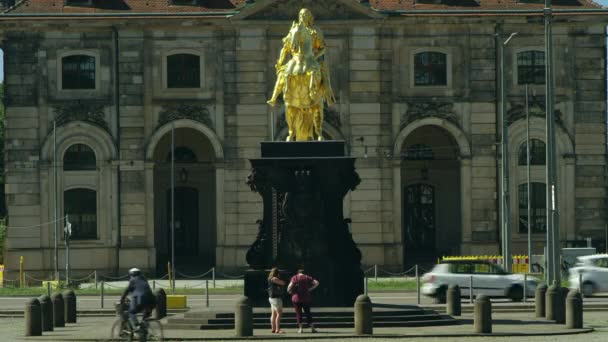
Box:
left=1, top=0, right=607, bottom=277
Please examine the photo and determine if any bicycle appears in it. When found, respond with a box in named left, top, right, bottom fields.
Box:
left=111, top=301, right=164, bottom=341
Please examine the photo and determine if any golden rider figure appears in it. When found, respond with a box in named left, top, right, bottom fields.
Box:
left=267, top=8, right=336, bottom=141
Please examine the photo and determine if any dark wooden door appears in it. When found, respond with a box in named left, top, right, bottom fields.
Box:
left=167, top=187, right=199, bottom=259
left=404, top=184, right=436, bottom=265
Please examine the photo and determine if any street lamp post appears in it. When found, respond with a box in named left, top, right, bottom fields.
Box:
left=544, top=0, right=560, bottom=285
left=500, top=31, right=518, bottom=273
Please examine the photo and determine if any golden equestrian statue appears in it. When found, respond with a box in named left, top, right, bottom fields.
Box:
left=267, top=8, right=336, bottom=141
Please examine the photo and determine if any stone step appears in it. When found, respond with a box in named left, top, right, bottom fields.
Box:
left=168, top=313, right=445, bottom=326
left=164, top=318, right=460, bottom=331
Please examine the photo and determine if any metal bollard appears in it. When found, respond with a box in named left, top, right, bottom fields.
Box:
left=523, top=274, right=528, bottom=303
left=415, top=265, right=421, bottom=305
left=374, top=264, right=378, bottom=282
left=354, top=295, right=373, bottom=335
left=39, top=295, right=53, bottom=332
left=153, top=288, right=167, bottom=319
left=46, top=282, right=51, bottom=298
left=474, top=294, right=492, bottom=334
left=546, top=281, right=565, bottom=323
left=100, top=281, right=105, bottom=308
left=51, top=293, right=65, bottom=328
left=234, top=297, right=253, bottom=337
left=206, top=280, right=210, bottom=308
left=364, top=277, right=368, bottom=295
left=566, top=289, right=583, bottom=329
left=25, top=298, right=42, bottom=336
left=535, top=283, right=547, bottom=318
left=469, top=276, right=474, bottom=304
left=446, top=285, right=461, bottom=316
left=63, top=290, right=77, bottom=324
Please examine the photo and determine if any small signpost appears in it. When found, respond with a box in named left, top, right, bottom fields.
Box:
left=64, top=216, right=71, bottom=285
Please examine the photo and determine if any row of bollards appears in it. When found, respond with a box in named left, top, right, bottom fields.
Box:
left=25, top=290, right=77, bottom=336
left=442, top=282, right=584, bottom=334
left=233, top=282, right=583, bottom=337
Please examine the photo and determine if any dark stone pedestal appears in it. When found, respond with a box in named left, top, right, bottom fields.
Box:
left=245, top=141, right=364, bottom=307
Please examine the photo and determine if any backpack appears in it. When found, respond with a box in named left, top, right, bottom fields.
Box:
left=267, top=280, right=284, bottom=298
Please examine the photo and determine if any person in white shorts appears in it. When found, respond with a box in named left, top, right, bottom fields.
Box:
left=267, top=267, right=286, bottom=333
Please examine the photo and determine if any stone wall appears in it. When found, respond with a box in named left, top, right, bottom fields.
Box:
left=1, top=16, right=606, bottom=277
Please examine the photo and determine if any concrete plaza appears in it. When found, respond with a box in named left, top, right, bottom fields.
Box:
left=0, top=310, right=606, bottom=341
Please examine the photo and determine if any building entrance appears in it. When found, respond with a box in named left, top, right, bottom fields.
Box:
left=166, top=187, right=199, bottom=259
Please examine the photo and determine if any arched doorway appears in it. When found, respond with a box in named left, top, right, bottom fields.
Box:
left=152, top=127, right=217, bottom=275
left=400, top=125, right=462, bottom=268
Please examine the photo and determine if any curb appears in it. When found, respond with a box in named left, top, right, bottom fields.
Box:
left=23, top=327, right=594, bottom=341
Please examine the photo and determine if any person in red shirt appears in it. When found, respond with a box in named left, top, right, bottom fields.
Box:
left=287, top=268, right=320, bottom=333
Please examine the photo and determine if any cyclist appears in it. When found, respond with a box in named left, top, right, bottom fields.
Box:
left=120, top=268, right=156, bottom=331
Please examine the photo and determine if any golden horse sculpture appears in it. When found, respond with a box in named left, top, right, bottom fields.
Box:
left=267, top=8, right=336, bottom=141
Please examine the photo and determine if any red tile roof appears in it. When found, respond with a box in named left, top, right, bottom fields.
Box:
left=5, top=0, right=246, bottom=14
left=371, top=0, right=602, bottom=11
left=3, top=0, right=603, bottom=14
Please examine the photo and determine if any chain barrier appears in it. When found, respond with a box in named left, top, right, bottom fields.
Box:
left=100, top=273, right=131, bottom=281
left=376, top=265, right=417, bottom=277
left=24, top=274, right=54, bottom=283
left=362, top=265, right=376, bottom=275
left=68, top=272, right=96, bottom=283
left=175, top=268, right=213, bottom=279
left=218, top=272, right=245, bottom=279
left=102, top=282, right=125, bottom=289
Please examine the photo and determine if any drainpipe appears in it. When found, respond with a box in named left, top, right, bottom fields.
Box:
left=494, top=24, right=502, bottom=252
left=112, top=26, right=122, bottom=275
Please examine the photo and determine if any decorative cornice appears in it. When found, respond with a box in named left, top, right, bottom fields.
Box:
left=52, top=101, right=107, bottom=129
left=157, top=104, right=213, bottom=130
left=507, top=96, right=563, bottom=125
left=401, top=102, right=459, bottom=130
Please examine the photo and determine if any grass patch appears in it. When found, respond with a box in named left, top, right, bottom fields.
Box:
left=367, top=279, right=418, bottom=291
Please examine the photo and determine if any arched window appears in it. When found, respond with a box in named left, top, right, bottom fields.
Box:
left=62, top=55, right=96, bottom=89
left=404, top=144, right=434, bottom=160
left=518, top=139, right=546, bottom=166
left=414, top=52, right=447, bottom=86
left=517, top=51, right=545, bottom=85
left=166, top=147, right=198, bottom=163
left=167, top=53, right=200, bottom=88
left=518, top=182, right=546, bottom=234
left=64, top=188, right=97, bottom=240
left=63, top=144, right=96, bottom=171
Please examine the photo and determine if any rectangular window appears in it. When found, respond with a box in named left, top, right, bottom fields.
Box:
left=414, top=52, right=447, bottom=86
left=64, top=189, right=97, bottom=240
left=167, top=54, right=201, bottom=88
left=62, top=55, right=96, bottom=90
left=518, top=183, right=547, bottom=234
left=517, top=51, right=545, bottom=85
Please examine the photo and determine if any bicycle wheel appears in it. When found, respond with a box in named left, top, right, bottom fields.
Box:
left=145, top=319, right=164, bottom=341
left=111, top=318, right=134, bottom=341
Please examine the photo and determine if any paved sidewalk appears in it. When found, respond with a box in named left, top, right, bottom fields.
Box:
left=1, top=311, right=606, bottom=341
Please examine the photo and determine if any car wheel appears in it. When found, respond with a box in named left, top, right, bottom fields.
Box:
left=435, top=286, right=447, bottom=304
left=508, top=285, right=523, bottom=302
left=582, top=281, right=595, bottom=297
